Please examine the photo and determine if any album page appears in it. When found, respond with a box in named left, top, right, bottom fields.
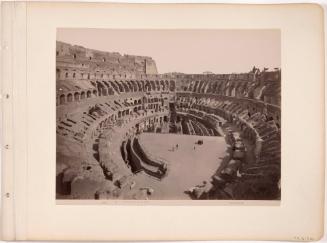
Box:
left=1, top=2, right=324, bottom=241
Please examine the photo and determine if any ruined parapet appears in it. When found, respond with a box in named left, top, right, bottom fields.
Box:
left=56, top=41, right=158, bottom=76
left=145, top=58, right=158, bottom=74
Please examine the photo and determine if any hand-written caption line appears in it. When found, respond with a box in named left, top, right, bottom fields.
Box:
left=294, top=236, right=315, bottom=241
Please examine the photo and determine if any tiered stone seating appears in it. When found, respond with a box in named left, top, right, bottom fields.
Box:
left=56, top=40, right=280, bottom=200
left=175, top=92, right=280, bottom=199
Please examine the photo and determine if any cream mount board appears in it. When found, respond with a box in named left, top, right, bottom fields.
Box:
left=0, top=2, right=325, bottom=241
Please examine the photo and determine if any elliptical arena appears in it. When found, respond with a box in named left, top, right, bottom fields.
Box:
left=56, top=41, right=281, bottom=200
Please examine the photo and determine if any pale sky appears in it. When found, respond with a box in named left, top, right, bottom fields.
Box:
left=57, top=29, right=280, bottom=74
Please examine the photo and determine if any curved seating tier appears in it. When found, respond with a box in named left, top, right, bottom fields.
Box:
left=57, top=76, right=280, bottom=199
left=175, top=92, right=281, bottom=199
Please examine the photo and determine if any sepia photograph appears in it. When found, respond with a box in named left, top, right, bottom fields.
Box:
left=56, top=29, right=281, bottom=201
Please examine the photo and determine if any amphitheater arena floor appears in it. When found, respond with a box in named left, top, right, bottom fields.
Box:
left=130, top=133, right=228, bottom=200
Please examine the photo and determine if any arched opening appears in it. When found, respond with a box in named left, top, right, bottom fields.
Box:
left=59, top=94, right=65, bottom=105
left=102, top=88, right=108, bottom=96
left=92, top=90, right=97, bottom=97
left=65, top=72, right=68, bottom=78
left=150, top=81, right=155, bottom=91
left=87, top=90, right=91, bottom=98
left=73, top=73, right=76, bottom=78
left=165, top=80, right=169, bottom=90
left=80, top=91, right=86, bottom=100
left=74, top=92, right=80, bottom=101
left=56, top=69, right=60, bottom=79
left=108, top=88, right=114, bottom=95
left=67, top=93, right=73, bottom=102
left=169, top=80, right=175, bottom=91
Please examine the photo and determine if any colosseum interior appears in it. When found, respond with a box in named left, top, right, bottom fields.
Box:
left=56, top=41, right=281, bottom=200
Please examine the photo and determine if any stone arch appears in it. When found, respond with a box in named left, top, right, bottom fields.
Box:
left=87, top=90, right=92, bottom=98
left=121, top=81, right=129, bottom=92
left=231, top=86, right=236, bottom=97
left=102, top=88, right=108, bottom=96
left=59, top=94, right=65, bottom=105
left=150, top=80, right=156, bottom=91
left=202, top=82, right=210, bottom=93
left=80, top=91, right=86, bottom=100
left=129, top=81, right=135, bottom=92
left=126, top=81, right=133, bottom=92
left=135, top=80, right=141, bottom=91
left=165, top=80, right=169, bottom=90
left=115, top=81, right=124, bottom=92
left=133, top=81, right=139, bottom=92
left=92, top=90, right=97, bottom=96
left=67, top=93, right=73, bottom=102
left=109, top=81, right=119, bottom=93
left=74, top=92, right=80, bottom=101
left=160, top=80, right=165, bottom=90
left=145, top=80, right=151, bottom=91
left=140, top=80, right=145, bottom=91
left=155, top=80, right=160, bottom=91
left=56, top=69, right=60, bottom=79
left=169, top=80, right=176, bottom=92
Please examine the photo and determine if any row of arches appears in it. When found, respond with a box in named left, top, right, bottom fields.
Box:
left=56, top=68, right=176, bottom=92
left=57, top=89, right=97, bottom=105
left=176, top=94, right=281, bottom=126
left=93, top=79, right=176, bottom=93
left=183, top=80, right=250, bottom=98
left=57, top=79, right=176, bottom=106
